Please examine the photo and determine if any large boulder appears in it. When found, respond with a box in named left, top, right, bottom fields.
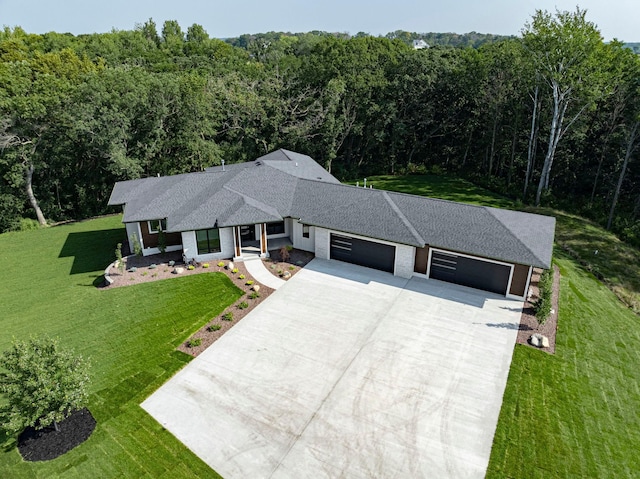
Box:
left=529, top=333, right=549, bottom=348
left=226, top=262, right=234, bottom=270
left=173, top=267, right=184, bottom=275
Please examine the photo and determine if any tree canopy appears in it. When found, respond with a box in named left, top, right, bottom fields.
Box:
left=1, top=10, right=639, bottom=245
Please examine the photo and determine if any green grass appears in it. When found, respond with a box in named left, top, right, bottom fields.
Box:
left=0, top=215, right=242, bottom=478
left=487, top=255, right=640, bottom=478
left=365, top=174, right=640, bottom=478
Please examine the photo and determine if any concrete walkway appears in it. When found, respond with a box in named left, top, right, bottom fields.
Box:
left=243, top=257, right=286, bottom=290
left=143, top=259, right=522, bottom=478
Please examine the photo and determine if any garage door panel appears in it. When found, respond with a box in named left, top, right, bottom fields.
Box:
left=330, top=234, right=395, bottom=273
left=430, top=251, right=510, bottom=295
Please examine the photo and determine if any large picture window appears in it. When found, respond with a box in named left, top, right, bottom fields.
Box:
left=196, top=228, right=221, bottom=254
left=266, top=221, right=285, bottom=236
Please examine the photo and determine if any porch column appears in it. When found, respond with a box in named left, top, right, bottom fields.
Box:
left=233, top=226, right=242, bottom=258
left=259, top=223, right=268, bottom=257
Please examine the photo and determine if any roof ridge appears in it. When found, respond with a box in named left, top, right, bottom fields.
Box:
left=222, top=184, right=281, bottom=218
left=485, top=207, right=544, bottom=265
left=382, top=191, right=425, bottom=246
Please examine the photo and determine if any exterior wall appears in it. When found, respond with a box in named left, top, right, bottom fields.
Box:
left=509, top=264, right=532, bottom=297
left=292, top=220, right=316, bottom=253
left=413, top=245, right=430, bottom=274
left=314, top=227, right=330, bottom=260
left=394, top=244, right=415, bottom=279
left=138, top=221, right=182, bottom=256
left=182, top=227, right=234, bottom=262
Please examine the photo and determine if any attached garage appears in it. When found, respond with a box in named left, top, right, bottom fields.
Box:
left=330, top=233, right=395, bottom=273
left=429, top=250, right=511, bottom=296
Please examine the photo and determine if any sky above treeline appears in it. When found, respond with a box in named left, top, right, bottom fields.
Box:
left=0, top=0, right=637, bottom=42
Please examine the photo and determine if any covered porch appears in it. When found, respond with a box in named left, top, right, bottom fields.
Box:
left=232, top=222, right=292, bottom=261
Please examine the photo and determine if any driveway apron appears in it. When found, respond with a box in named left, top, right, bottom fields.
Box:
left=142, top=258, right=521, bottom=478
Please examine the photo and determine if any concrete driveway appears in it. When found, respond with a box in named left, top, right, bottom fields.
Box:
left=142, top=259, right=522, bottom=478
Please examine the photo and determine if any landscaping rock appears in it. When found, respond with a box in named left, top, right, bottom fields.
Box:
left=282, top=271, right=291, bottom=279
left=529, top=333, right=549, bottom=348
left=226, top=261, right=234, bottom=270
left=252, top=284, right=260, bottom=292
left=173, top=267, right=184, bottom=274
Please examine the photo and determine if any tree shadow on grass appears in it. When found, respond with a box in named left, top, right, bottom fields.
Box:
left=59, top=229, right=125, bottom=275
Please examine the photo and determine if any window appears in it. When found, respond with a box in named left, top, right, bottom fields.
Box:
left=302, top=224, right=310, bottom=238
left=196, top=228, right=221, bottom=254
left=266, top=221, right=285, bottom=236
left=148, top=219, right=166, bottom=234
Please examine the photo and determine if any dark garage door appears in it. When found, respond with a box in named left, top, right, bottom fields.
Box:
left=429, top=250, right=510, bottom=295
left=330, top=234, right=395, bottom=273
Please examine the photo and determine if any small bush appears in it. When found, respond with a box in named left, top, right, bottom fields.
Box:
left=152, top=273, right=158, bottom=278
left=19, top=218, right=41, bottom=231
left=270, top=265, right=276, bottom=269
left=246, top=280, right=254, bottom=285
left=248, top=292, right=260, bottom=299
left=208, top=324, right=222, bottom=332
left=187, top=338, right=202, bottom=348
left=217, top=261, right=225, bottom=267
left=130, top=234, right=142, bottom=256
left=289, top=266, right=295, bottom=270
left=187, top=265, right=195, bottom=270
left=203, top=263, right=210, bottom=268
left=141, top=271, right=148, bottom=276
left=232, top=268, right=239, bottom=273
left=280, top=246, right=290, bottom=262
left=238, top=301, right=249, bottom=310
left=222, top=312, right=233, bottom=321
left=277, top=270, right=283, bottom=275
left=238, top=274, right=245, bottom=279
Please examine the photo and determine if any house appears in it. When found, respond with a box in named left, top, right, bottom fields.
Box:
left=108, top=149, right=555, bottom=300
left=412, top=39, right=429, bottom=50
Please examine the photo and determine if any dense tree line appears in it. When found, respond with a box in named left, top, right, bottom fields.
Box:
left=1, top=10, right=639, bottom=246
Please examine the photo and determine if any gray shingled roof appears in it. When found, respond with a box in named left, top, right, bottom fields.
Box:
left=108, top=148, right=555, bottom=268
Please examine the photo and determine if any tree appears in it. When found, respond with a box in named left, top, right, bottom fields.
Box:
left=0, top=337, right=90, bottom=434
left=523, top=8, right=607, bottom=206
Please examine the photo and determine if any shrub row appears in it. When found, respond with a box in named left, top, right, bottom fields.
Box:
left=533, top=268, right=554, bottom=324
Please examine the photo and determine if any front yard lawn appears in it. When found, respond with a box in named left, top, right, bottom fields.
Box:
left=0, top=215, right=241, bottom=478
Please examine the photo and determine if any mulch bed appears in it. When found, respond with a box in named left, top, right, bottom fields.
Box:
left=18, top=408, right=96, bottom=461
left=104, top=249, right=315, bottom=358
left=516, top=264, right=560, bottom=354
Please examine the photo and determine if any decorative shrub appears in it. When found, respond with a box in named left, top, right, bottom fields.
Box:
left=238, top=301, right=249, bottom=310
left=238, top=274, right=245, bottom=279
left=286, top=245, right=293, bottom=251
left=187, top=265, right=195, bottom=270
left=222, top=312, right=233, bottom=321
left=232, top=268, right=239, bottom=273
left=279, top=246, right=290, bottom=262
left=289, top=266, right=295, bottom=270
left=187, top=338, right=202, bottom=348
left=208, top=324, right=222, bottom=332
left=217, top=261, right=225, bottom=267
left=248, top=292, right=260, bottom=299
left=277, top=270, right=283, bottom=275
left=141, top=271, right=148, bottom=276
left=245, top=280, right=254, bottom=285
left=270, top=265, right=276, bottom=269
left=130, top=234, right=142, bottom=256
left=203, top=263, right=210, bottom=268
left=152, top=273, right=158, bottom=278
left=149, top=264, right=157, bottom=269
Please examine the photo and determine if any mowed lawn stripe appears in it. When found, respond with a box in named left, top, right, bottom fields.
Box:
left=0, top=216, right=236, bottom=478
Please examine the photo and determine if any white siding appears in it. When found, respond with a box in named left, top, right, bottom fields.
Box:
left=314, top=227, right=330, bottom=260
left=125, top=223, right=140, bottom=254
left=394, top=244, right=415, bottom=279
left=292, top=220, right=316, bottom=253
left=182, top=227, right=234, bottom=262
